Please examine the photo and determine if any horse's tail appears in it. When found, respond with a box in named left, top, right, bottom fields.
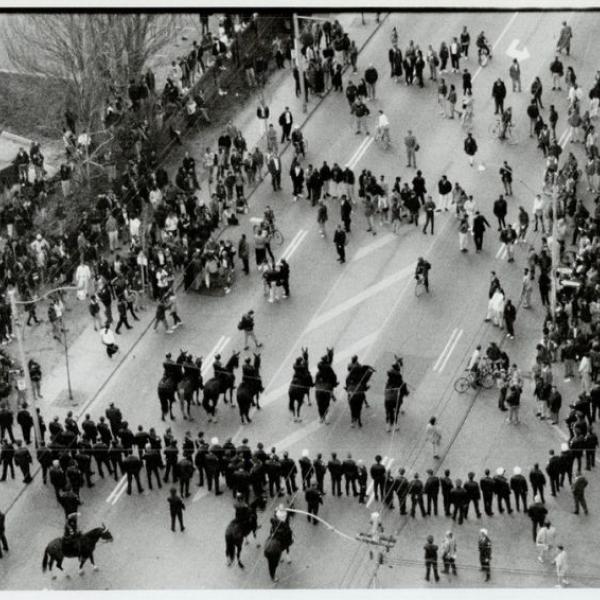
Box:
left=225, top=533, right=235, bottom=561
left=42, top=548, right=49, bottom=572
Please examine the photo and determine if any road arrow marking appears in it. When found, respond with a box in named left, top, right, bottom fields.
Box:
left=506, top=39, right=530, bottom=62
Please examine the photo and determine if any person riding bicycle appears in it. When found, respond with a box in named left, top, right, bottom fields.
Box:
left=499, top=107, right=513, bottom=140
left=476, top=31, right=491, bottom=61
left=377, top=110, right=391, bottom=143
left=415, top=257, right=431, bottom=293
left=468, top=345, right=482, bottom=380
left=62, top=512, right=82, bottom=554
left=291, top=125, right=305, bottom=156
left=263, top=205, right=275, bottom=232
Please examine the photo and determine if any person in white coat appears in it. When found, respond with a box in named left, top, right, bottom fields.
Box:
left=552, top=545, right=569, bottom=587
left=75, top=261, right=92, bottom=300
left=536, top=521, right=556, bottom=563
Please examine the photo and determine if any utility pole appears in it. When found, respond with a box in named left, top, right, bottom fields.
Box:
left=7, top=288, right=42, bottom=446
left=292, top=13, right=307, bottom=113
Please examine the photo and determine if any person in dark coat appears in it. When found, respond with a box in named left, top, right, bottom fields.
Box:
left=204, top=448, right=222, bottom=495
left=479, top=529, right=492, bottom=582
left=108, top=440, right=124, bottom=481
left=58, top=486, right=81, bottom=518
left=527, top=495, right=548, bottom=541
left=464, top=471, right=482, bottom=518
left=408, top=473, right=427, bottom=518
left=167, top=487, right=185, bottom=532
left=340, top=196, right=353, bottom=232
left=395, top=468, right=409, bottom=515
left=49, top=459, right=66, bottom=501
left=441, top=469, right=454, bottom=516
left=327, top=452, right=343, bottom=496
left=559, top=442, right=575, bottom=487
left=334, top=224, right=347, bottom=263
left=123, top=451, right=144, bottom=495
left=510, top=466, right=528, bottom=511
left=389, top=44, right=403, bottom=81
left=424, top=469, right=440, bottom=516
left=546, top=449, right=562, bottom=496
left=37, top=441, right=53, bottom=484
left=493, top=467, right=513, bottom=514
left=357, top=459, right=368, bottom=503
left=342, top=453, right=358, bottom=496
left=144, top=444, right=163, bottom=490
left=492, top=78, right=507, bottom=114
left=280, top=450, right=298, bottom=495
left=450, top=479, right=468, bottom=524
left=0, top=510, right=8, bottom=558
left=176, top=455, right=194, bottom=498
left=93, top=439, right=112, bottom=478
left=16, top=405, right=34, bottom=445
left=370, top=455, right=386, bottom=501
left=424, top=535, right=440, bottom=582
left=479, top=468, right=495, bottom=516
left=472, top=211, right=491, bottom=252
left=305, top=483, right=323, bottom=524
left=529, top=463, right=547, bottom=503
left=13, top=440, right=32, bottom=483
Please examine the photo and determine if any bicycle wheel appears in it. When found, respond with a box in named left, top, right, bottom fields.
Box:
left=272, top=229, right=284, bottom=247
left=488, top=122, right=499, bottom=140
left=454, top=377, right=470, bottom=394
left=480, top=372, right=495, bottom=389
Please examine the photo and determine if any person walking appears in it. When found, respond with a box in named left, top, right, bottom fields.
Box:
left=123, top=450, right=144, bottom=495
left=499, top=161, right=513, bottom=195
left=426, top=417, right=442, bottom=459
left=571, top=471, right=588, bottom=514
left=422, top=196, right=436, bottom=235
left=552, top=545, right=569, bottom=587
left=464, top=471, right=482, bottom=518
left=364, top=64, right=379, bottom=100
left=13, top=440, right=32, bottom=483
left=441, top=531, right=457, bottom=576
left=504, top=299, right=516, bottom=339
left=424, top=535, right=440, bottom=582
left=267, top=153, right=282, bottom=191
left=305, top=482, right=323, bottom=524
left=478, top=529, right=492, bottom=582
left=278, top=106, right=293, bottom=142
left=405, top=130, right=418, bottom=168
left=509, top=58, right=521, bottom=92
left=556, top=21, right=573, bottom=55
left=492, top=78, right=507, bottom=114
left=510, top=466, right=528, bottom=511
left=529, top=464, right=547, bottom=503
left=464, top=132, right=478, bottom=166
left=531, top=76, right=544, bottom=109
left=437, top=175, right=452, bottom=211
left=528, top=494, right=549, bottom=541
left=167, top=487, right=185, bottom=532
left=340, top=195, right=352, bottom=232
left=480, top=469, right=495, bottom=516
left=473, top=211, right=491, bottom=253
left=424, top=469, right=440, bottom=516
left=238, top=310, right=262, bottom=351
left=333, top=224, right=347, bottom=263
left=536, top=521, right=556, bottom=564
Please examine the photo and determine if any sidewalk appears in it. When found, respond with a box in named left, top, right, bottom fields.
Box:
left=1, top=12, right=385, bottom=512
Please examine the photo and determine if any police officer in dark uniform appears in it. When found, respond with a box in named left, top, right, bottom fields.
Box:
left=342, top=452, right=358, bottom=496
left=424, top=468, right=440, bottom=516
left=108, top=439, right=124, bottom=481
left=93, top=438, right=112, bottom=478
left=299, top=449, right=313, bottom=490
left=546, top=449, right=562, bottom=496
left=162, top=440, right=178, bottom=485
left=177, top=454, right=194, bottom=498
left=97, top=416, right=113, bottom=445
left=123, top=450, right=144, bottom=495
left=280, top=451, right=298, bottom=495
left=168, top=487, right=185, bottom=532
left=441, top=469, right=454, bottom=516
left=265, top=449, right=283, bottom=497
left=194, top=438, right=208, bottom=486
left=328, top=452, right=343, bottom=496
left=49, top=460, right=66, bottom=501
left=464, top=471, right=482, bottom=518
left=16, top=404, right=34, bottom=445
left=59, top=485, right=81, bottom=518
left=250, top=456, right=265, bottom=498
left=395, top=467, right=409, bottom=515
left=493, top=467, right=513, bottom=514
left=510, top=466, right=528, bottom=512
left=408, top=472, right=427, bottom=518
left=234, top=462, right=251, bottom=503
left=529, top=463, right=547, bottom=503
left=144, top=443, right=163, bottom=490
left=37, top=441, right=53, bottom=484
left=450, top=479, right=468, bottom=524
left=480, top=468, right=495, bottom=516
left=305, top=482, right=323, bottom=524
left=527, top=495, right=548, bottom=542
left=370, top=455, right=386, bottom=501
left=74, top=448, right=94, bottom=488
left=357, top=459, right=368, bottom=503
left=66, top=460, right=83, bottom=497
left=313, top=453, right=327, bottom=494
left=105, top=403, right=123, bottom=438
left=163, top=353, right=182, bottom=385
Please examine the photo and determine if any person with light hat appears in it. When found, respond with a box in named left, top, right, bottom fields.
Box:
left=510, top=466, right=529, bottom=512
left=478, top=529, right=492, bottom=581
left=493, top=467, right=513, bottom=514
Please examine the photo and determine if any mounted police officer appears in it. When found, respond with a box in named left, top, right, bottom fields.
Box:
left=62, top=512, right=82, bottom=554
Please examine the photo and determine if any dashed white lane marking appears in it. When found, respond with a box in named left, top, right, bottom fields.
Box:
left=437, top=330, right=463, bottom=374
left=346, top=136, right=372, bottom=169
left=433, top=329, right=459, bottom=372
left=349, top=136, right=374, bottom=170
left=352, top=233, right=397, bottom=262
left=281, top=229, right=308, bottom=261
left=306, top=264, right=413, bottom=332
left=106, top=476, right=127, bottom=504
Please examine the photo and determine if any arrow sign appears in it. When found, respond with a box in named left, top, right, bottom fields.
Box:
left=506, top=39, right=530, bottom=61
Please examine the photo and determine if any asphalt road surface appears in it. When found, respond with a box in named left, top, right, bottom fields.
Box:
left=2, top=9, right=600, bottom=590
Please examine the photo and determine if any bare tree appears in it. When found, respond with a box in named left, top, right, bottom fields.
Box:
left=1, top=13, right=176, bottom=132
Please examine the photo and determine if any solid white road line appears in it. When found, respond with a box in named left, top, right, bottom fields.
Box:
left=284, top=230, right=308, bottom=261
left=437, top=329, right=463, bottom=374
left=496, top=243, right=507, bottom=259
left=433, top=329, right=459, bottom=372
left=110, top=477, right=129, bottom=505
left=346, top=136, right=372, bottom=168
left=349, top=137, right=374, bottom=170
left=306, top=264, right=413, bottom=332
left=280, top=230, right=304, bottom=261
left=106, top=476, right=127, bottom=503
left=552, top=424, right=569, bottom=441
left=352, top=233, right=397, bottom=262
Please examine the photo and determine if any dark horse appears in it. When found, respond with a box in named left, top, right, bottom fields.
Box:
left=157, top=353, right=183, bottom=421
left=384, top=355, right=409, bottom=432
left=263, top=517, right=294, bottom=583
left=42, top=526, right=113, bottom=576
left=203, top=351, right=240, bottom=422
left=224, top=499, right=262, bottom=568
left=236, top=353, right=263, bottom=424
left=288, top=348, right=313, bottom=423
left=315, top=348, right=339, bottom=424
left=346, top=362, right=376, bottom=428
left=177, top=351, right=204, bottom=420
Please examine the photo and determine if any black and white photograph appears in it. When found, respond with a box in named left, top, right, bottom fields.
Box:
left=0, top=0, right=599, bottom=593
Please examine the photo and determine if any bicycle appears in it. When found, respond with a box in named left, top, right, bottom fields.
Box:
left=488, top=120, right=518, bottom=145
left=252, top=222, right=284, bottom=247
left=374, top=126, right=392, bottom=150
left=454, top=365, right=496, bottom=393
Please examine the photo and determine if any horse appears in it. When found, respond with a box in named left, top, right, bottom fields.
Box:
left=236, top=354, right=263, bottom=424
left=288, top=348, right=313, bottom=423
left=264, top=521, right=294, bottom=583
left=346, top=364, right=375, bottom=428
left=202, top=351, right=240, bottom=422
left=224, top=499, right=262, bottom=568
left=384, top=357, right=408, bottom=432
left=42, top=526, right=113, bottom=577
left=177, top=352, right=204, bottom=420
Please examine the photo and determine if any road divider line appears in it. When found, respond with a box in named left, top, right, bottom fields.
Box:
left=284, top=230, right=308, bottom=261
left=280, top=230, right=304, bottom=261
left=193, top=489, right=209, bottom=503
left=306, top=265, right=413, bottom=332
left=496, top=243, right=506, bottom=259
left=346, top=136, right=371, bottom=169
left=352, top=233, right=397, bottom=262
left=552, top=424, right=569, bottom=441
left=111, top=478, right=129, bottom=505
left=349, top=137, right=374, bottom=170
left=438, top=329, right=463, bottom=374
left=106, top=476, right=127, bottom=503
left=433, top=329, right=459, bottom=372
